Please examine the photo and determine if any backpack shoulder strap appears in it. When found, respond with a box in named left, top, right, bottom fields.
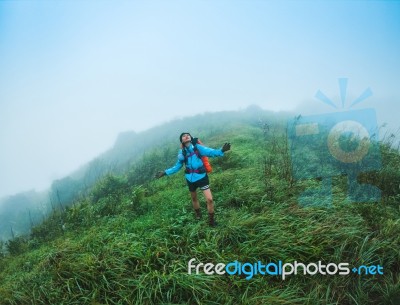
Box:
left=194, top=145, right=201, bottom=158
left=191, top=138, right=202, bottom=157
left=181, top=147, right=188, bottom=166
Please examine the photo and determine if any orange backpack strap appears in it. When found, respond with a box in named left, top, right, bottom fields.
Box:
left=193, top=138, right=212, bottom=173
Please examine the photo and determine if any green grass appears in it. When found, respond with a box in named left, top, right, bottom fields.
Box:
left=0, top=123, right=399, bottom=305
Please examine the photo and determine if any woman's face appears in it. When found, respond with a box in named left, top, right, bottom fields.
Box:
left=181, top=133, right=191, bottom=144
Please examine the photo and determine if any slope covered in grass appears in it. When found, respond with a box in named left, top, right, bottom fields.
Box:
left=0, top=113, right=399, bottom=305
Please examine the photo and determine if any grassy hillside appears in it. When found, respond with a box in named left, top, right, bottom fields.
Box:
left=0, top=115, right=399, bottom=305
left=0, top=106, right=283, bottom=241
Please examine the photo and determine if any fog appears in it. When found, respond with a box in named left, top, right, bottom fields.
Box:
left=1, top=0, right=399, bottom=199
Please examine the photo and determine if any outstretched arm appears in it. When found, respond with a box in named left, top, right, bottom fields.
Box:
left=155, top=151, right=184, bottom=178
left=165, top=158, right=184, bottom=175
left=196, top=143, right=231, bottom=158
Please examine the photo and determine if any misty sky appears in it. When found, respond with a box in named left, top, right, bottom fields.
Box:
left=0, top=1, right=399, bottom=198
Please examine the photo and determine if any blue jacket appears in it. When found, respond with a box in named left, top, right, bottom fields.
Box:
left=165, top=144, right=224, bottom=182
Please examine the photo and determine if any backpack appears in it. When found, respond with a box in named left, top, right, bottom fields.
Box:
left=181, top=138, right=212, bottom=173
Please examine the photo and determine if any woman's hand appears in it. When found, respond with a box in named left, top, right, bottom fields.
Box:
left=155, top=171, right=166, bottom=179
left=222, top=142, right=231, bottom=152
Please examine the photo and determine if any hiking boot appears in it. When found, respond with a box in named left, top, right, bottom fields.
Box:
left=208, top=212, right=217, bottom=227
left=194, top=208, right=202, bottom=220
